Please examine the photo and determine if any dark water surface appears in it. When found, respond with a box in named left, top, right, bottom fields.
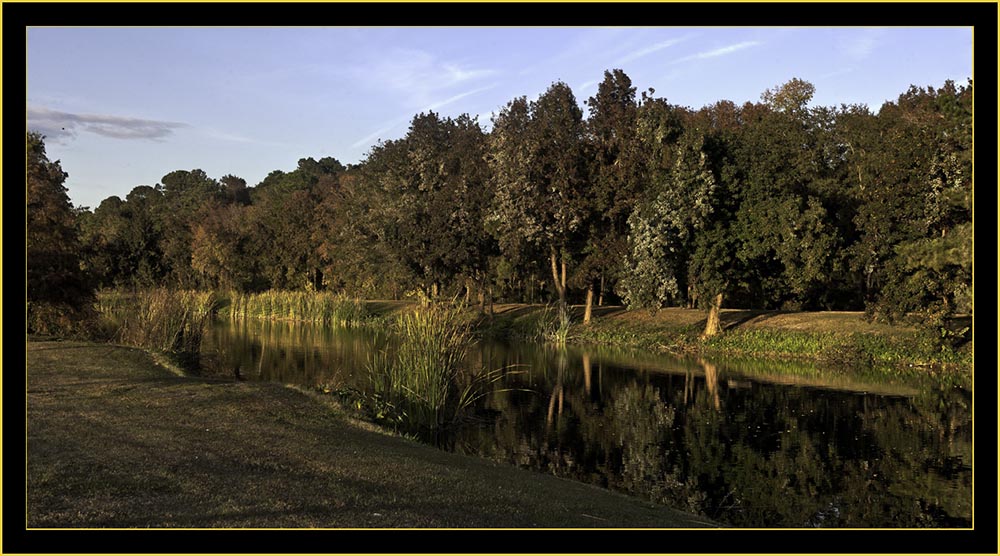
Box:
left=202, top=319, right=972, bottom=528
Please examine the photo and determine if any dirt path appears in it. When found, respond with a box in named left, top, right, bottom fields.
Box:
left=26, top=340, right=715, bottom=529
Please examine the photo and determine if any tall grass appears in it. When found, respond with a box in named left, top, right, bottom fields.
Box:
left=96, top=289, right=220, bottom=370
left=366, top=302, right=506, bottom=436
left=224, top=290, right=368, bottom=327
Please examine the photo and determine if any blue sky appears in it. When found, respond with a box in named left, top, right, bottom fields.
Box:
left=27, top=26, right=973, bottom=210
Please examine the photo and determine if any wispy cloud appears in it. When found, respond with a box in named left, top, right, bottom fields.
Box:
left=672, top=41, right=762, bottom=64
left=425, top=84, right=497, bottom=111
left=816, top=67, right=856, bottom=80
left=351, top=122, right=400, bottom=149
left=840, top=29, right=885, bottom=60
left=354, top=48, right=498, bottom=109
left=576, top=79, right=600, bottom=94
left=27, top=106, right=187, bottom=143
left=351, top=85, right=496, bottom=149
left=615, top=37, right=688, bottom=65
left=200, top=128, right=291, bottom=148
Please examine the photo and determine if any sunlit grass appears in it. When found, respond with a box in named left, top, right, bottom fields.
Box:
left=223, top=290, right=369, bottom=327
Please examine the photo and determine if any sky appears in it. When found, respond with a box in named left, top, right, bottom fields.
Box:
left=27, top=26, right=973, bottom=210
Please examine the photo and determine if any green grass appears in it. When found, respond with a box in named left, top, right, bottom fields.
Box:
left=571, top=319, right=700, bottom=353
left=702, top=328, right=970, bottom=368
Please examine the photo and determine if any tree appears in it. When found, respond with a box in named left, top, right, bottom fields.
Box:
left=859, top=81, right=973, bottom=324
left=488, top=82, right=588, bottom=323
left=191, top=202, right=258, bottom=290
left=579, top=69, right=643, bottom=321
left=732, top=81, right=841, bottom=310
left=26, top=132, right=94, bottom=334
left=249, top=158, right=343, bottom=290
left=760, top=77, right=815, bottom=117
left=619, top=127, right=717, bottom=311
left=156, top=169, right=225, bottom=287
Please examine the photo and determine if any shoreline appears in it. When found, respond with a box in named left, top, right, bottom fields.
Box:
left=26, top=340, right=716, bottom=528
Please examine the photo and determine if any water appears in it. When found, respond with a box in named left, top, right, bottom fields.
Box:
left=202, top=318, right=972, bottom=528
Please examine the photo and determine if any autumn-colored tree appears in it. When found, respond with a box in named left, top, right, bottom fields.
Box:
left=27, top=132, right=95, bottom=334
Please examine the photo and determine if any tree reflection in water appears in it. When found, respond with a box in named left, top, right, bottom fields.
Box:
left=204, top=321, right=972, bottom=527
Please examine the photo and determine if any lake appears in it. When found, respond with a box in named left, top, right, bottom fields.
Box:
left=201, top=318, right=972, bottom=528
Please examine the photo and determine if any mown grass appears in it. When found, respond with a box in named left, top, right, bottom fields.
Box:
left=27, top=340, right=713, bottom=528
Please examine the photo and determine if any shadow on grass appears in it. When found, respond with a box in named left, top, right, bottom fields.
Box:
left=721, top=310, right=779, bottom=331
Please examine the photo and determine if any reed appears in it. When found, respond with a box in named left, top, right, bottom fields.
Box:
left=96, top=289, right=220, bottom=370
left=223, top=290, right=368, bottom=327
left=366, top=302, right=505, bottom=435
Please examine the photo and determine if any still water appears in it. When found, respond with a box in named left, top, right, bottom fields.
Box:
left=202, top=318, right=972, bottom=528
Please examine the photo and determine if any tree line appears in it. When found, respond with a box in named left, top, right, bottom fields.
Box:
left=29, top=70, right=972, bottom=336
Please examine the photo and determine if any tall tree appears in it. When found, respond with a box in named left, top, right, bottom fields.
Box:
left=619, top=126, right=717, bottom=311
left=853, top=80, right=973, bottom=323
left=579, top=69, right=643, bottom=321
left=733, top=80, right=841, bottom=310
left=488, top=82, right=588, bottom=322
left=250, top=158, right=343, bottom=290
left=27, top=132, right=94, bottom=333
left=157, top=169, right=224, bottom=287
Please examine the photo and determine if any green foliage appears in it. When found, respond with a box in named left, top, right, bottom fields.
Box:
left=619, top=129, right=717, bottom=310
left=487, top=82, right=588, bottom=318
left=69, top=71, right=973, bottom=331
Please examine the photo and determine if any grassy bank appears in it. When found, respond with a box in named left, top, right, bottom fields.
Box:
left=26, top=340, right=714, bottom=528
left=479, top=304, right=972, bottom=373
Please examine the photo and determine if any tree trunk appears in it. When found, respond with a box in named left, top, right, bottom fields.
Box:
left=701, top=292, right=724, bottom=338
left=314, top=268, right=324, bottom=291
left=583, top=283, right=594, bottom=325
left=550, top=247, right=567, bottom=322
left=550, top=248, right=562, bottom=299
left=598, top=274, right=605, bottom=307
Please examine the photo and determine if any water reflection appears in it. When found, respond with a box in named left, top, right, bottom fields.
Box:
left=202, top=319, right=972, bottom=527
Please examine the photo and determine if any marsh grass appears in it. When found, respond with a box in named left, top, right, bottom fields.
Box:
left=365, top=303, right=509, bottom=437
left=224, top=291, right=369, bottom=327
left=96, top=289, right=220, bottom=370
